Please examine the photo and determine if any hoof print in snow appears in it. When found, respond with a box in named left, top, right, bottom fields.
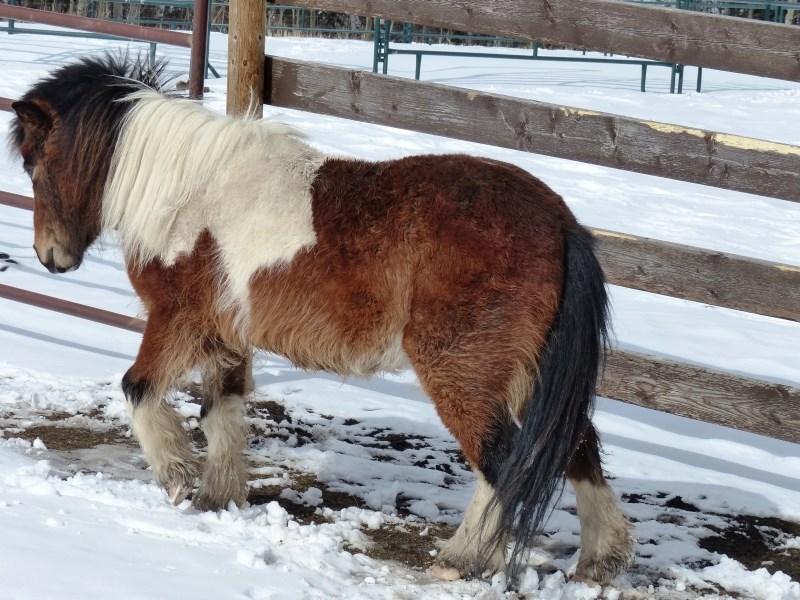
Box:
left=0, top=252, right=17, bottom=272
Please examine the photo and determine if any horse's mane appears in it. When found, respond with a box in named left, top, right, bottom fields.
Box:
left=9, top=53, right=167, bottom=154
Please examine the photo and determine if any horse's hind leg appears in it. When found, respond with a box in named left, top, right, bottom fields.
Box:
left=123, top=318, right=199, bottom=504
left=567, top=423, right=634, bottom=584
left=406, top=335, right=525, bottom=578
left=192, top=351, right=251, bottom=511
left=430, top=470, right=506, bottom=580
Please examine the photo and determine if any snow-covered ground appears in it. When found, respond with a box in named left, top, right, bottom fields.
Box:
left=0, top=27, right=799, bottom=600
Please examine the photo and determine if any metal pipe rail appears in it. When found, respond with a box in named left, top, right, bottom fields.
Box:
left=0, top=191, right=34, bottom=211
left=0, top=192, right=143, bottom=333
left=381, top=47, right=692, bottom=92
left=0, top=283, right=145, bottom=333
left=0, top=4, right=191, bottom=47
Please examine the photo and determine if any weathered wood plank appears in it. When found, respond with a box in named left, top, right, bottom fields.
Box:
left=593, top=229, right=800, bottom=322
left=272, top=0, right=800, bottom=83
left=600, top=350, right=800, bottom=445
left=269, top=58, right=800, bottom=202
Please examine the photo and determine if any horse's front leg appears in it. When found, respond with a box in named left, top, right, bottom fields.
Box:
left=192, top=351, right=251, bottom=511
left=122, top=316, right=199, bottom=505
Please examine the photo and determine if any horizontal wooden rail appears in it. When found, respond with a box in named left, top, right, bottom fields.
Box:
left=0, top=4, right=191, bottom=47
left=0, top=97, right=13, bottom=112
left=268, top=58, right=800, bottom=203
left=593, top=230, right=800, bottom=322
left=273, top=0, right=800, bottom=82
left=0, top=283, right=145, bottom=333
left=600, top=350, right=800, bottom=445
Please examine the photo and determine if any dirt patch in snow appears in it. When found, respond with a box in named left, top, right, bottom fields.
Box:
left=246, top=469, right=454, bottom=570
left=13, top=424, right=132, bottom=451
left=700, top=514, right=800, bottom=581
left=364, top=522, right=454, bottom=569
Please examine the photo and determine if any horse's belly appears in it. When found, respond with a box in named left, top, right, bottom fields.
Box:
left=254, top=325, right=410, bottom=378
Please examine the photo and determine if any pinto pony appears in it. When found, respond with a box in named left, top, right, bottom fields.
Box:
left=10, top=55, right=633, bottom=583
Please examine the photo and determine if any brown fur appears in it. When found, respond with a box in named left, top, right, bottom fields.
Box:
left=244, top=156, right=566, bottom=467
left=126, top=231, right=244, bottom=386
left=13, top=98, right=116, bottom=271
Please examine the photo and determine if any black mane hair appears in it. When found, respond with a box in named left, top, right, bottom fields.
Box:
left=10, top=53, right=168, bottom=153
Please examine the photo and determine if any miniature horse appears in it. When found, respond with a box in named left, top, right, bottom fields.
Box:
left=10, top=55, right=633, bottom=583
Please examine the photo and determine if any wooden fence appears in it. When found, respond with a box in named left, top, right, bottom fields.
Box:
left=262, top=0, right=800, bottom=445
left=1, top=0, right=799, bottom=445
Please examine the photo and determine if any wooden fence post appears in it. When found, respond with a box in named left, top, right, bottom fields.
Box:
left=227, top=0, right=266, bottom=117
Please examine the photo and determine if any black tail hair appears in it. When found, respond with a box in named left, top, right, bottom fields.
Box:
left=488, top=223, right=610, bottom=580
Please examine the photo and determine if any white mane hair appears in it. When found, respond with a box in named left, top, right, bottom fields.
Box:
left=102, top=90, right=325, bottom=326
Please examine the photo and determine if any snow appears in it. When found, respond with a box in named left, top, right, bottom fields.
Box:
left=0, top=26, right=799, bottom=599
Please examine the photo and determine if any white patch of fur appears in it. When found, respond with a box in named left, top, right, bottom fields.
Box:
left=102, top=91, right=325, bottom=327
left=436, top=471, right=506, bottom=577
left=570, top=478, right=634, bottom=581
left=202, top=396, right=247, bottom=461
left=126, top=397, right=198, bottom=501
left=195, top=396, right=248, bottom=509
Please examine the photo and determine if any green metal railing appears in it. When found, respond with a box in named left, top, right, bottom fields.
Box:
left=372, top=19, right=698, bottom=93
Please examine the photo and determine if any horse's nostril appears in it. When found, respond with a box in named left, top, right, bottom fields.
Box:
left=56, top=266, right=67, bottom=274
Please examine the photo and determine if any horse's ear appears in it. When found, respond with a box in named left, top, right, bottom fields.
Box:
left=11, top=100, right=54, bottom=133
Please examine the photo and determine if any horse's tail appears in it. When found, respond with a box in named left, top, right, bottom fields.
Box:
left=490, top=223, right=610, bottom=578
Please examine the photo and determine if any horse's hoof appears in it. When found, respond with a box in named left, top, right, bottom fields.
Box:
left=191, top=490, right=225, bottom=512
left=191, top=486, right=247, bottom=512
left=429, top=564, right=463, bottom=581
left=575, top=528, right=636, bottom=583
left=168, top=482, right=193, bottom=505
left=156, top=462, right=198, bottom=505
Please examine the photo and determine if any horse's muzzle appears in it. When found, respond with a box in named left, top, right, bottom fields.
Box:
left=34, top=244, right=80, bottom=274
